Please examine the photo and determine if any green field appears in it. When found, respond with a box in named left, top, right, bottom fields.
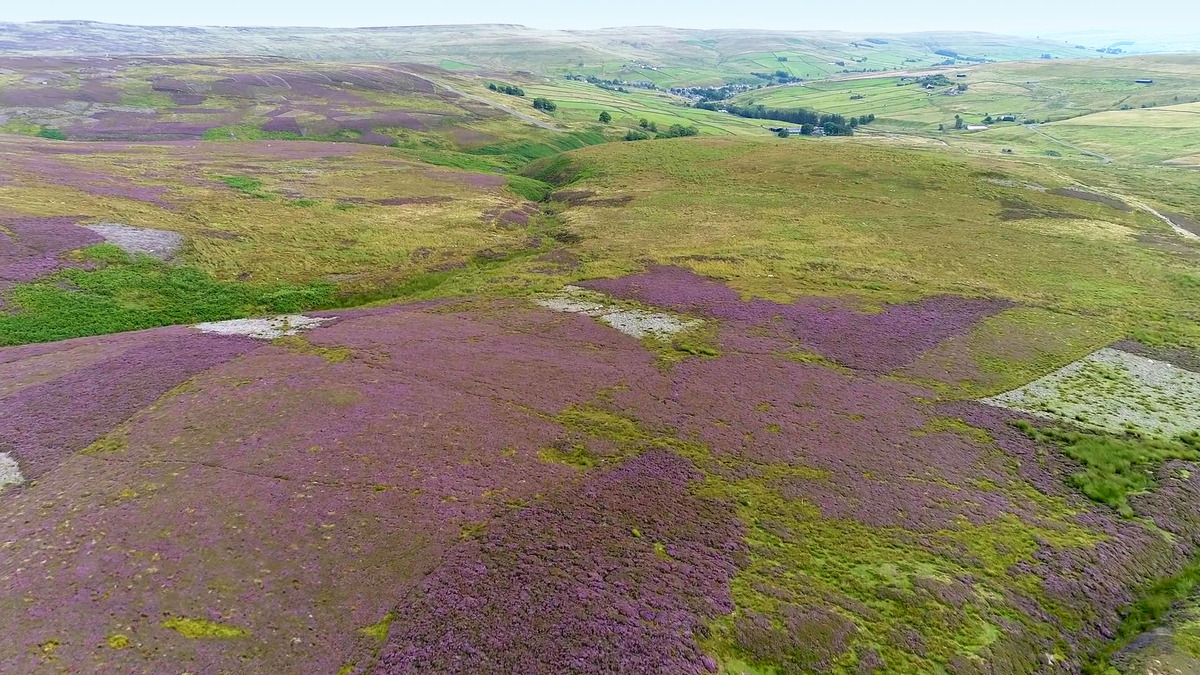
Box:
left=470, top=77, right=775, bottom=137
left=734, top=55, right=1200, bottom=131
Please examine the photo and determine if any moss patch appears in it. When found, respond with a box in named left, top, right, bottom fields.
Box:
left=161, top=616, right=249, bottom=639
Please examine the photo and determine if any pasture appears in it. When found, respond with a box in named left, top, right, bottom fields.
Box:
left=735, top=55, right=1200, bottom=131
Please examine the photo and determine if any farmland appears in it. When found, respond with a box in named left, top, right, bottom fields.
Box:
left=1, top=19, right=1200, bottom=675
left=734, top=55, right=1200, bottom=129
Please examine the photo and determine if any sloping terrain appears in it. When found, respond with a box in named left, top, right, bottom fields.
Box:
left=1, top=25, right=1199, bottom=674
left=0, top=22, right=1108, bottom=86
left=2, top=271, right=1197, bottom=673
left=0, top=56, right=546, bottom=143
left=734, top=55, right=1200, bottom=129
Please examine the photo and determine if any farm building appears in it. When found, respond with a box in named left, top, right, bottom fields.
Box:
left=966, top=124, right=989, bottom=131
left=1135, top=79, right=1154, bottom=84
left=956, top=73, right=967, bottom=78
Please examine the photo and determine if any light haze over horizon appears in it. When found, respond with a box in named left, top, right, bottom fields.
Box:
left=2, top=0, right=1196, bottom=37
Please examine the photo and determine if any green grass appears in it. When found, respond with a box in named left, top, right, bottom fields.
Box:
left=0, top=245, right=335, bottom=346
left=1086, top=555, right=1200, bottom=673
left=504, top=175, right=554, bottom=201
left=734, top=55, right=1200, bottom=134
left=1014, top=421, right=1200, bottom=517
left=161, top=616, right=249, bottom=639
left=217, top=174, right=270, bottom=198
left=524, top=137, right=1200, bottom=349
left=548, top=400, right=1101, bottom=671
left=510, top=78, right=781, bottom=137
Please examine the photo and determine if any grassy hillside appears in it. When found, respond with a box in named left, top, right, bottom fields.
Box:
left=524, top=138, right=1200, bottom=350
left=733, top=55, right=1200, bottom=129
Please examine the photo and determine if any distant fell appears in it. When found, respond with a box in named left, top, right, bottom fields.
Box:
left=0, top=21, right=1119, bottom=86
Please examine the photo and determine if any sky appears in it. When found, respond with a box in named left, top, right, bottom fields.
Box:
left=3, top=0, right=1197, bottom=35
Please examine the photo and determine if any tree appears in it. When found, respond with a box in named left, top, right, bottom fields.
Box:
left=800, top=123, right=815, bottom=135
left=36, top=128, right=68, bottom=140
left=659, top=124, right=698, bottom=138
left=954, top=115, right=963, bottom=130
left=639, top=118, right=650, bottom=129
left=598, top=111, right=612, bottom=124
left=777, top=128, right=790, bottom=138
left=532, top=97, right=557, bottom=112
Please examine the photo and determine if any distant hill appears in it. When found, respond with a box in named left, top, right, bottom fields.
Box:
left=0, top=21, right=1117, bottom=86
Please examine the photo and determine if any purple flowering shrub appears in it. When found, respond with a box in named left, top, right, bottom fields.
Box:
left=1, top=271, right=1196, bottom=673
left=583, top=266, right=1013, bottom=373
left=7, top=155, right=177, bottom=208
left=0, top=215, right=103, bottom=286
left=0, top=326, right=257, bottom=478
left=0, top=305, right=663, bottom=672
left=373, top=450, right=744, bottom=675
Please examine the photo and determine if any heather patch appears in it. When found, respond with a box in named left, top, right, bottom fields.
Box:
left=7, top=154, right=175, bottom=207
left=981, top=347, right=1200, bottom=439
left=1165, top=212, right=1200, bottom=238
left=1114, top=339, right=1200, bottom=374
left=0, top=296, right=1193, bottom=672
left=193, top=314, right=334, bottom=340
left=374, top=451, right=744, bottom=675
left=426, top=170, right=506, bottom=189
left=0, top=326, right=257, bottom=478
left=0, top=303, right=653, bottom=672
left=83, top=223, right=184, bottom=261
left=582, top=266, right=1012, bottom=373
left=1050, top=186, right=1133, bottom=212
left=898, top=307, right=1120, bottom=398
left=0, top=215, right=102, bottom=285
left=537, top=284, right=701, bottom=340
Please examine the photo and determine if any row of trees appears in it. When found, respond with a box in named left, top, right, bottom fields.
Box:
left=623, top=119, right=699, bottom=141
left=696, top=102, right=875, bottom=136
left=487, top=83, right=525, bottom=97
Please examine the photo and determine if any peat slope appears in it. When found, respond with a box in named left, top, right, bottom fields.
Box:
left=2, top=268, right=1199, bottom=673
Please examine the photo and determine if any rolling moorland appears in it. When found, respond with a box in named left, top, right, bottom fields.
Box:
left=1, top=20, right=1200, bottom=675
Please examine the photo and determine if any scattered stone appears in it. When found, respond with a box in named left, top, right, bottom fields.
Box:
left=536, top=285, right=699, bottom=340
left=84, top=223, right=184, bottom=260
left=193, top=315, right=334, bottom=340
left=981, top=347, right=1200, bottom=439
left=0, top=453, right=22, bottom=491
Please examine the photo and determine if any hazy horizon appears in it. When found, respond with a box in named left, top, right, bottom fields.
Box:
left=3, top=0, right=1196, bottom=37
